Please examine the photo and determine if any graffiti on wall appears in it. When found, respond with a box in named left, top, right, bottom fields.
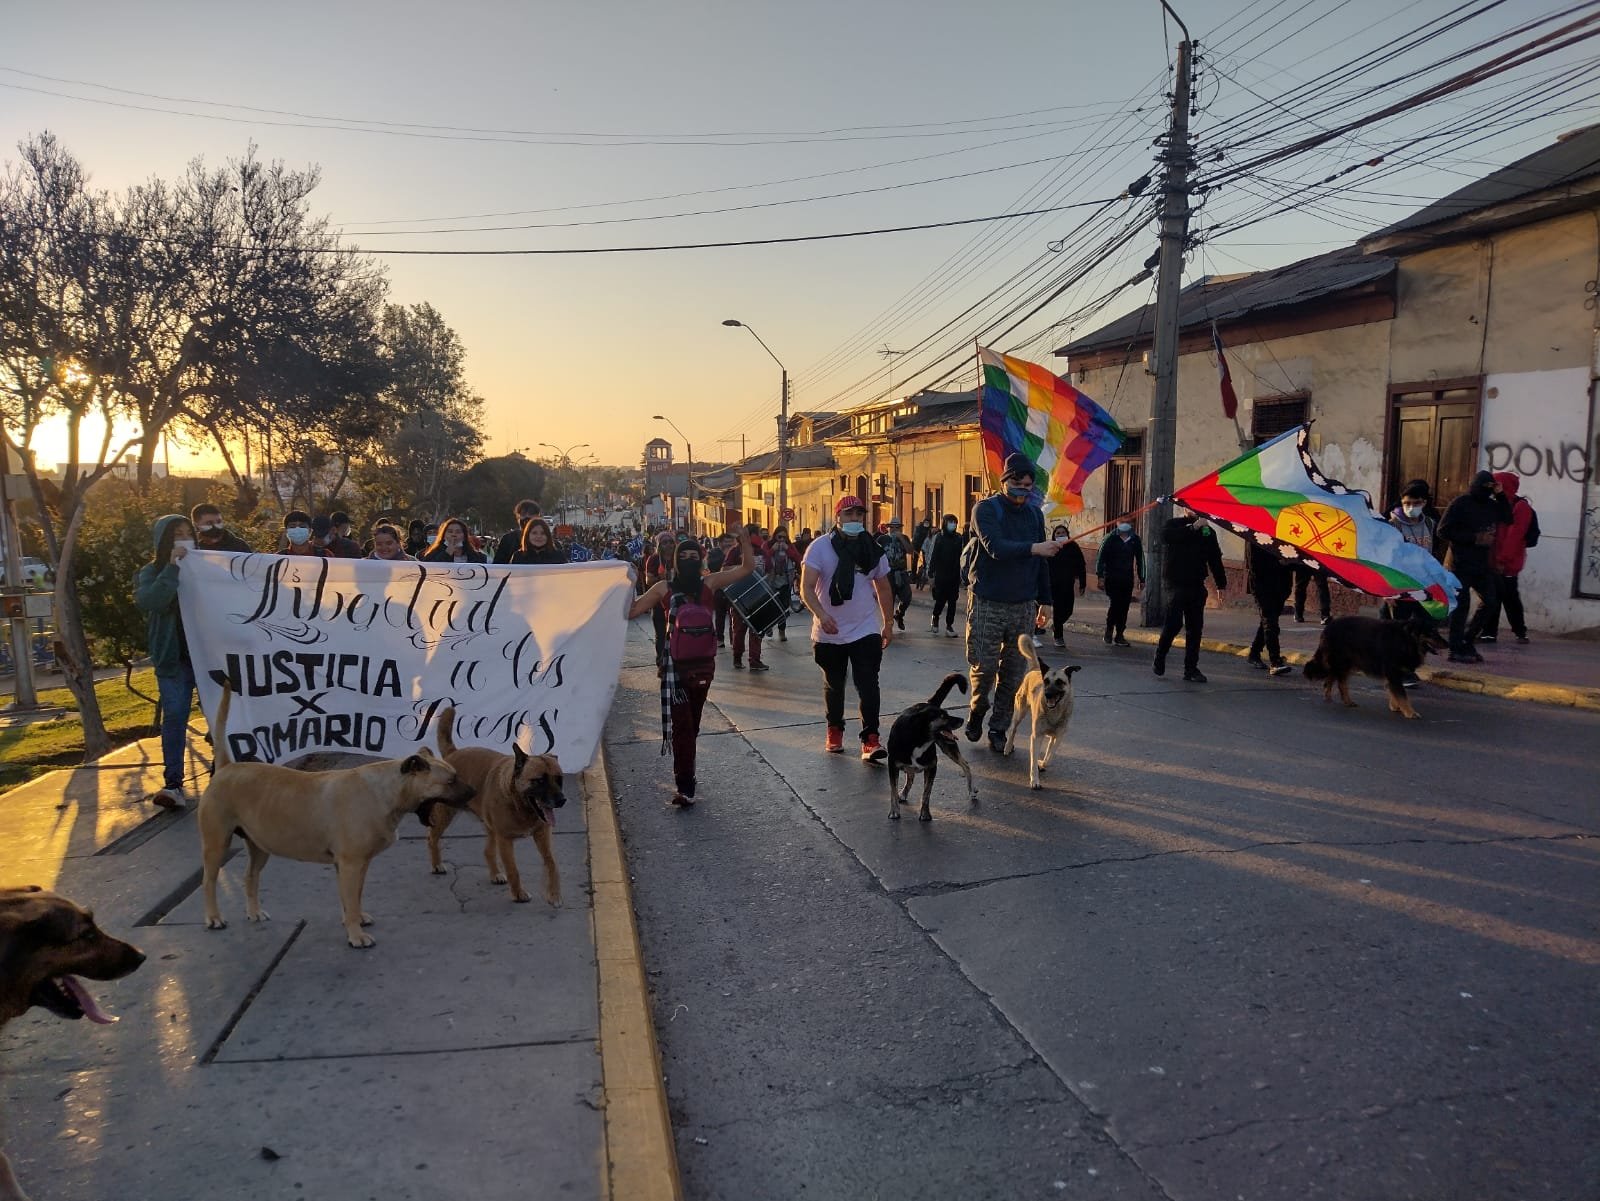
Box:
left=1483, top=437, right=1595, bottom=484
left=1580, top=393, right=1600, bottom=599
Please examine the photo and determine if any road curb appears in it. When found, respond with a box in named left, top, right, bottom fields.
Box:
left=1078, top=623, right=1600, bottom=711
left=586, top=746, right=682, bottom=1201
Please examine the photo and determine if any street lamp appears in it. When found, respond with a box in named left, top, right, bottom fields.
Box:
left=722, top=319, right=789, bottom=525
left=653, top=416, right=694, bottom=532
left=538, top=442, right=589, bottom=521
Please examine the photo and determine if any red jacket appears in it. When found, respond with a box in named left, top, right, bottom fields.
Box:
left=1489, top=472, right=1534, bottom=575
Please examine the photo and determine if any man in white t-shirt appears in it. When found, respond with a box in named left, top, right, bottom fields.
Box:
left=800, top=496, right=894, bottom=761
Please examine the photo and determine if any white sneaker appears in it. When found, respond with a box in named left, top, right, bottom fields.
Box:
left=151, top=786, right=186, bottom=810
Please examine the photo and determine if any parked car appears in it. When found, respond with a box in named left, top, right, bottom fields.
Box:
left=5, top=556, right=53, bottom=587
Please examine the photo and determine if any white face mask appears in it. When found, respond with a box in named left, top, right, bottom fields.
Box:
left=172, top=538, right=195, bottom=553
left=285, top=527, right=311, bottom=545
left=1402, top=503, right=1424, bottom=519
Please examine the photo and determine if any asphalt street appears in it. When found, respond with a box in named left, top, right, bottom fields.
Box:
left=604, top=605, right=1600, bottom=1201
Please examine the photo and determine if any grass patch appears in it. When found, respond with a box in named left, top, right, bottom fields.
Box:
left=0, top=668, right=169, bottom=795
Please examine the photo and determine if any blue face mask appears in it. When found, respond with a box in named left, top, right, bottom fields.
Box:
left=1005, top=484, right=1031, bottom=500
left=840, top=521, right=865, bottom=537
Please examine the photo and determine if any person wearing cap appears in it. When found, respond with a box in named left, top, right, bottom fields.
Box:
left=1437, top=470, right=1512, bottom=663
left=326, top=511, right=364, bottom=558
left=963, top=455, right=1061, bottom=753
left=189, top=503, right=252, bottom=554
left=800, top=496, right=894, bottom=760
left=877, top=518, right=914, bottom=631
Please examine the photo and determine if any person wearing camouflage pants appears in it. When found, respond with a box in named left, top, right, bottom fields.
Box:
left=962, top=454, right=1062, bottom=753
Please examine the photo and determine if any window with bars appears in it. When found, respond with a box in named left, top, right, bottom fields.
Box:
left=1251, top=394, right=1309, bottom=445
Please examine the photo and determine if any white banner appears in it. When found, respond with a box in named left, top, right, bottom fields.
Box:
left=177, top=551, right=634, bottom=770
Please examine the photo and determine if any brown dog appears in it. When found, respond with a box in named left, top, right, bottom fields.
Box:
left=0, top=886, right=144, bottom=1201
left=427, top=707, right=566, bottom=906
left=199, top=687, right=476, bottom=948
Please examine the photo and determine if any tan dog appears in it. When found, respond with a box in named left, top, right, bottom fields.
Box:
left=426, top=707, right=565, bottom=906
left=0, top=886, right=145, bottom=1201
left=199, top=688, right=475, bottom=948
left=1003, top=635, right=1081, bottom=790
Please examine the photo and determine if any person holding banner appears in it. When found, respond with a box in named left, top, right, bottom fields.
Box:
left=368, top=523, right=413, bottom=561
left=628, top=521, right=755, bottom=808
left=134, top=515, right=198, bottom=810
left=421, top=518, right=488, bottom=565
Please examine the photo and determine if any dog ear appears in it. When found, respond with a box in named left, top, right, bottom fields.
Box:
left=400, top=754, right=429, bottom=775
left=513, top=745, right=529, bottom=773
left=1066, top=665, right=1082, bottom=676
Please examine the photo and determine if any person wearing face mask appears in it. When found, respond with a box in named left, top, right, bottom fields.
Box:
left=927, top=513, right=964, bottom=637
left=1095, top=518, right=1145, bottom=645
left=877, top=519, right=914, bottom=631
left=368, top=523, right=413, bottom=561
left=1153, top=513, right=1227, bottom=683
left=510, top=518, right=566, bottom=565
left=326, top=511, right=364, bottom=559
left=1045, top=523, right=1087, bottom=649
left=279, top=511, right=327, bottom=557
left=188, top=503, right=252, bottom=553
left=1387, top=480, right=1438, bottom=557
left=644, top=531, right=678, bottom=662
left=722, top=527, right=772, bottom=670
left=628, top=520, right=755, bottom=807
left=964, top=455, right=1060, bottom=752
left=800, top=496, right=894, bottom=760
left=134, top=515, right=199, bottom=810
left=404, top=520, right=429, bottom=558
left=1478, top=471, right=1536, bottom=645
left=1437, top=470, right=1512, bottom=663
left=421, top=517, right=487, bottom=564
left=767, top=527, right=800, bottom=643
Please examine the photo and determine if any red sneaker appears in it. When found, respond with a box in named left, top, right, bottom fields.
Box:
left=861, top=734, right=886, bottom=763
left=825, top=726, right=845, bottom=754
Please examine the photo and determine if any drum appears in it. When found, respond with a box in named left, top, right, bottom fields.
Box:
left=723, top=574, right=786, bottom=638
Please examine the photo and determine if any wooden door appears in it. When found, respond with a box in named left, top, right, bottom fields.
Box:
left=1387, top=383, right=1480, bottom=508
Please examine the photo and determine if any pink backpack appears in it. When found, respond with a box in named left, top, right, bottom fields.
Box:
left=667, top=586, right=718, bottom=662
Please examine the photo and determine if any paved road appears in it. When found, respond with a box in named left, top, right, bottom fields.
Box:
left=604, top=608, right=1600, bottom=1201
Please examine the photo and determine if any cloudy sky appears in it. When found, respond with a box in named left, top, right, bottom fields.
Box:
left=6, top=0, right=1596, bottom=472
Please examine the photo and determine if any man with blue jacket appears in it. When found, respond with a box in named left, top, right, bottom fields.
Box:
left=963, top=454, right=1063, bottom=753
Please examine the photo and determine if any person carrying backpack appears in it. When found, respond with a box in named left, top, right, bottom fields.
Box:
left=629, top=519, right=755, bottom=808
left=1478, top=470, right=1537, bottom=645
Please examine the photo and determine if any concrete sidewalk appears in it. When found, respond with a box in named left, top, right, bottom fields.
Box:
left=0, top=731, right=678, bottom=1200
left=1052, top=592, right=1600, bottom=709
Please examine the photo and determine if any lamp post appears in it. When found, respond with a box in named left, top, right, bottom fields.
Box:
left=722, top=319, right=789, bottom=525
left=652, top=416, right=694, bottom=533
left=538, top=441, right=589, bottom=524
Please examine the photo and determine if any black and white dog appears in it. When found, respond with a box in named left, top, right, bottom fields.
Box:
left=885, top=673, right=978, bottom=822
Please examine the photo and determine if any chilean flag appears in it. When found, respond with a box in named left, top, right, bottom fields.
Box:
left=1211, top=323, right=1239, bottom=421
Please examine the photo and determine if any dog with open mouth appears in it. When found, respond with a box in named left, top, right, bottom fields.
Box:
left=0, top=885, right=144, bottom=1201
left=885, top=672, right=978, bottom=822
left=426, top=706, right=566, bottom=906
left=1003, top=635, right=1081, bottom=790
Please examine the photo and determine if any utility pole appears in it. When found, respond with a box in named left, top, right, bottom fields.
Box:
left=0, top=433, right=39, bottom=710
left=1141, top=13, right=1194, bottom=629
left=777, top=369, right=789, bottom=524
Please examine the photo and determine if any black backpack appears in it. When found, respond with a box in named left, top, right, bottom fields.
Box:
left=1522, top=501, right=1540, bottom=548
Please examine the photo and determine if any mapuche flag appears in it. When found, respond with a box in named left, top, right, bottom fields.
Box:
left=978, top=346, right=1124, bottom=514
left=1173, top=425, right=1459, bottom=617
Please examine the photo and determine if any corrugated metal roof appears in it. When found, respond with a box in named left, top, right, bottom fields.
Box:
left=1367, top=123, right=1600, bottom=240
left=1052, top=245, right=1394, bottom=358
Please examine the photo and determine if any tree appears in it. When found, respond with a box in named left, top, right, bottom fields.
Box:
left=453, top=454, right=547, bottom=533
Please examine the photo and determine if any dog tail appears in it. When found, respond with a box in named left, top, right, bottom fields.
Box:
left=213, top=684, right=234, bottom=769
left=437, top=705, right=458, bottom=757
left=928, top=672, right=968, bottom=708
left=1017, top=633, right=1041, bottom=667
left=1303, top=644, right=1330, bottom=680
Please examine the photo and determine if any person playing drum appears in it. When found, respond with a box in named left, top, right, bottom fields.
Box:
left=723, top=523, right=772, bottom=672
left=767, top=526, right=801, bottom=643
left=628, top=517, right=754, bottom=808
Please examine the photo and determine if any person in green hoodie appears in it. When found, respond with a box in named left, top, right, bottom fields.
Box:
left=134, top=514, right=197, bottom=809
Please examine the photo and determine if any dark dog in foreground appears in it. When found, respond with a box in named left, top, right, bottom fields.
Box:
left=0, top=886, right=144, bottom=1201
left=1304, top=613, right=1446, bottom=719
left=885, top=673, right=977, bottom=821
left=426, top=707, right=566, bottom=906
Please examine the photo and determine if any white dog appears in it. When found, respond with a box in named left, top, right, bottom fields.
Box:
left=1003, top=635, right=1081, bottom=790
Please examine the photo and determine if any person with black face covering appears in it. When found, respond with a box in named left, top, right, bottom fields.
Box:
left=1437, top=470, right=1512, bottom=664
left=1153, top=513, right=1227, bottom=683
left=927, top=514, right=964, bottom=637
left=629, top=520, right=754, bottom=807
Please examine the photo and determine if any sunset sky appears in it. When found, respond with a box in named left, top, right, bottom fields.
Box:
left=6, top=0, right=1595, bottom=475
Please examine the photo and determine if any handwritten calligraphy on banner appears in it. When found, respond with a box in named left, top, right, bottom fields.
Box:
left=178, top=551, right=634, bottom=770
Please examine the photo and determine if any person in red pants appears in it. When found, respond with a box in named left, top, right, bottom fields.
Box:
left=722, top=524, right=773, bottom=671
left=629, top=519, right=754, bottom=807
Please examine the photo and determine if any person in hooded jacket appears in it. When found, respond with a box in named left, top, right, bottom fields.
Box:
left=1095, top=519, right=1145, bottom=645
left=1476, top=470, right=1535, bottom=644
left=1045, top=522, right=1087, bottom=648
left=927, top=513, right=964, bottom=637
left=1437, top=470, right=1512, bottom=663
left=628, top=521, right=754, bottom=807
left=1387, top=480, right=1439, bottom=557
left=190, top=503, right=252, bottom=553
left=1245, top=543, right=1294, bottom=676
left=134, top=515, right=198, bottom=810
